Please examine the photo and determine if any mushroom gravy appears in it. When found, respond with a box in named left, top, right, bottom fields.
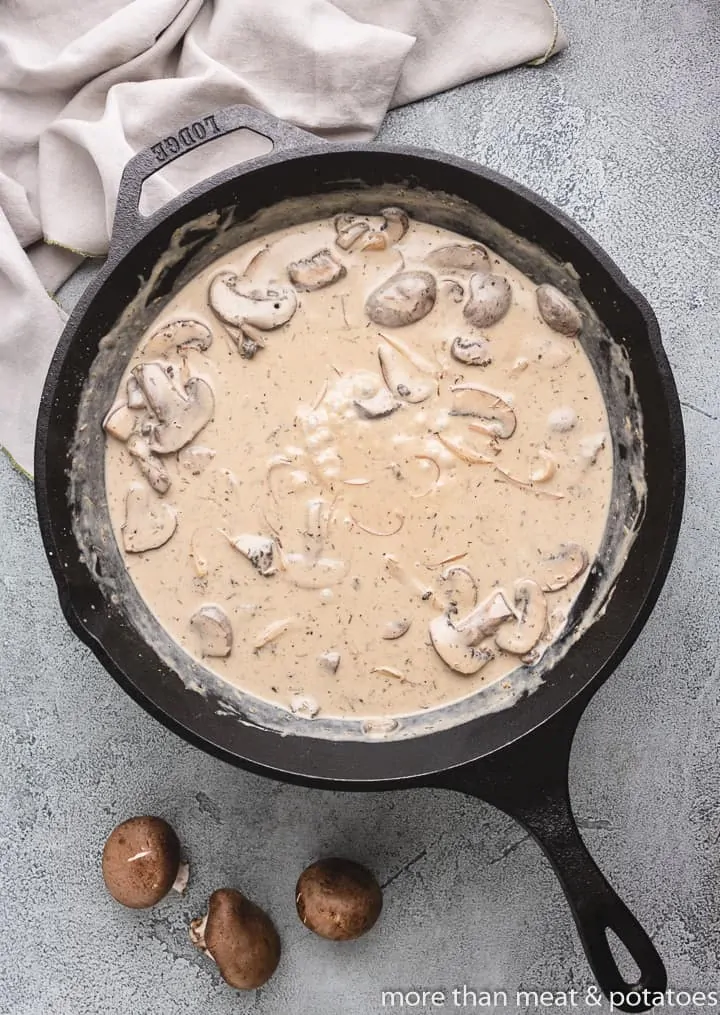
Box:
left=104, top=211, right=613, bottom=721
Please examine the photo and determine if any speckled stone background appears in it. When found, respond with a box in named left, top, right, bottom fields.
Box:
left=1, top=2, right=719, bottom=1012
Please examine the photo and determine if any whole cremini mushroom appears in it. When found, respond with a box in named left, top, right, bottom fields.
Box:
left=190, top=888, right=281, bottom=989
left=296, top=858, right=383, bottom=941
left=102, top=816, right=186, bottom=908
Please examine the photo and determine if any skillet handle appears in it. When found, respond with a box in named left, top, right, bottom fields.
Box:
left=112, top=104, right=320, bottom=248
left=437, top=700, right=666, bottom=1012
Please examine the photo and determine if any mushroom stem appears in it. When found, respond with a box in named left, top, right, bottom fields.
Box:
left=172, top=862, right=190, bottom=895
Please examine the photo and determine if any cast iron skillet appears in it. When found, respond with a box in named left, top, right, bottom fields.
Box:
left=35, top=105, right=685, bottom=1011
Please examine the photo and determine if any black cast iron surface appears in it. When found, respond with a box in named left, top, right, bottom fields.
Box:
left=34, top=105, right=685, bottom=1011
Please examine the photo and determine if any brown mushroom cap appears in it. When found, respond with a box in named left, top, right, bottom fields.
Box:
left=102, top=816, right=180, bottom=909
left=199, top=889, right=281, bottom=990
left=296, top=858, right=382, bottom=941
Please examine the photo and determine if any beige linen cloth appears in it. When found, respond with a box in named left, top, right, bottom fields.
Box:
left=0, top=0, right=565, bottom=476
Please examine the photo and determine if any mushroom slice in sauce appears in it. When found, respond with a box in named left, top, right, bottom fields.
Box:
left=463, top=273, right=512, bottom=328
left=334, top=214, right=370, bottom=250
left=122, top=482, right=177, bottom=553
left=208, top=271, right=298, bottom=330
left=529, top=448, right=557, bottom=482
left=376, top=207, right=410, bottom=245
left=450, top=335, right=492, bottom=366
left=132, top=363, right=215, bottom=454
left=254, top=616, right=296, bottom=649
left=382, top=618, right=411, bottom=640
left=288, top=249, right=347, bottom=291
left=450, top=384, right=516, bottom=438
left=126, top=434, right=171, bottom=494
left=126, top=376, right=146, bottom=409
left=426, top=243, right=491, bottom=274
left=142, top=319, right=212, bottom=358
left=378, top=343, right=436, bottom=404
left=494, top=579, right=547, bottom=655
left=334, top=208, right=409, bottom=251
left=429, top=613, right=495, bottom=675
left=354, top=387, right=400, bottom=420
left=536, top=284, right=582, bottom=336
left=229, top=534, right=276, bottom=576
left=103, top=401, right=137, bottom=442
left=365, top=271, right=436, bottom=328
left=361, top=207, right=411, bottom=250
left=535, top=543, right=588, bottom=592
left=190, top=604, right=233, bottom=657
left=454, top=590, right=514, bottom=644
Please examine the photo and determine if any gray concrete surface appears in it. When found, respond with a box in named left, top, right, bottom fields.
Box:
left=1, top=2, right=719, bottom=1012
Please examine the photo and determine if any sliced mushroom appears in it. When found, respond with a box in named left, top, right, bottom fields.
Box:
left=126, top=434, right=171, bottom=494
left=335, top=216, right=370, bottom=251
left=229, top=534, right=276, bottom=576
left=450, top=385, right=516, bottom=438
left=379, top=332, right=438, bottom=375
left=536, top=284, right=582, bottom=336
left=288, top=249, right=346, bottom=291
left=455, top=591, right=514, bottom=644
left=377, top=207, right=409, bottom=245
left=463, top=273, right=512, bottom=328
left=190, top=889, right=280, bottom=990
left=429, top=613, right=495, bottom=675
left=378, top=343, right=436, bottom=403
left=254, top=616, right=296, bottom=649
left=354, top=388, right=400, bottom=419
left=366, top=271, right=436, bottom=328
left=190, top=605, right=233, bottom=658
left=103, top=401, right=137, bottom=442
left=535, top=544, right=588, bottom=592
left=382, top=618, right=411, bottom=640
left=132, top=363, right=215, bottom=454
left=450, top=335, right=492, bottom=366
left=427, top=243, right=491, bottom=274
left=142, top=319, right=213, bottom=358
left=318, top=651, right=341, bottom=673
left=126, top=376, right=146, bottom=409
left=494, top=579, right=547, bottom=655
left=334, top=209, right=409, bottom=251
left=209, top=272, right=298, bottom=330
left=529, top=448, right=557, bottom=482
left=122, top=483, right=177, bottom=553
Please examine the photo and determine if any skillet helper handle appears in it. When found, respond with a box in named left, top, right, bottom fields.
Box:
left=112, top=104, right=319, bottom=247
left=440, top=702, right=666, bottom=1013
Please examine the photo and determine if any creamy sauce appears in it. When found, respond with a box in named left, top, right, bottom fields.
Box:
left=103, top=212, right=613, bottom=721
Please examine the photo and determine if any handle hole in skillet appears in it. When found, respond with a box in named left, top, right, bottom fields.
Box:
left=606, top=929, right=642, bottom=986
left=137, top=128, right=273, bottom=218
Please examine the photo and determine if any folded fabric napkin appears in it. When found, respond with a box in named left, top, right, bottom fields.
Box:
left=0, top=0, right=565, bottom=476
